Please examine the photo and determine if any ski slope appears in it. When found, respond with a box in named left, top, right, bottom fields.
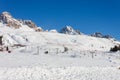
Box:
left=1, top=31, right=119, bottom=51
left=0, top=22, right=120, bottom=80
left=0, top=50, right=120, bottom=80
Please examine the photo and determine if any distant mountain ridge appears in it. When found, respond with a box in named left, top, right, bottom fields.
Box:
left=0, top=11, right=114, bottom=40
left=91, top=32, right=113, bottom=39
left=0, top=11, right=118, bottom=53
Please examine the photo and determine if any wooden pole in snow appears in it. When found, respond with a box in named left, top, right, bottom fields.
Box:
left=0, top=36, right=3, bottom=45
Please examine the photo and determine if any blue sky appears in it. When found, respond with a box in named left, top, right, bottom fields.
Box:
left=0, top=0, right=120, bottom=39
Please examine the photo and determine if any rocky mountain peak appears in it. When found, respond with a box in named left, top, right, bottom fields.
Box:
left=0, top=11, right=21, bottom=29
left=23, top=20, right=37, bottom=28
left=60, top=26, right=81, bottom=35
left=91, top=32, right=113, bottom=39
left=66, top=26, right=74, bottom=31
left=1, top=11, right=12, bottom=19
left=18, top=19, right=43, bottom=32
left=0, top=11, right=43, bottom=31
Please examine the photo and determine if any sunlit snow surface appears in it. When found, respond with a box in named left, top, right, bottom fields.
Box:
left=0, top=51, right=120, bottom=80
left=0, top=23, right=120, bottom=80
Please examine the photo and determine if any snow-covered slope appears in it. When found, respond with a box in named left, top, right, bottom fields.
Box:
left=1, top=30, right=119, bottom=51
left=0, top=48, right=120, bottom=80
left=0, top=11, right=118, bottom=52
left=0, top=11, right=120, bottom=80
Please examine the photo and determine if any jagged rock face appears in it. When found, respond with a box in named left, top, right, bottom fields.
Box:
left=91, top=32, right=112, bottom=39
left=0, top=12, right=21, bottom=29
left=22, top=20, right=37, bottom=28
left=18, top=19, right=43, bottom=32
left=103, top=35, right=112, bottom=39
left=60, top=26, right=81, bottom=35
left=0, top=11, right=43, bottom=31
left=18, top=19, right=43, bottom=31
left=0, top=12, right=12, bottom=23
left=22, top=20, right=43, bottom=31
left=91, top=32, right=103, bottom=38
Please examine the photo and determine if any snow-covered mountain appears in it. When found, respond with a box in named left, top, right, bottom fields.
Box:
left=60, top=26, right=81, bottom=35
left=0, top=11, right=119, bottom=51
left=91, top=32, right=113, bottom=39
left=0, top=11, right=43, bottom=31
left=0, top=11, right=120, bottom=80
left=0, top=27, right=119, bottom=51
left=0, top=12, right=22, bottom=29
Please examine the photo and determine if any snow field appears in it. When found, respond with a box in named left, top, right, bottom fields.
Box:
left=0, top=67, right=120, bottom=80
left=1, top=31, right=119, bottom=51
left=0, top=22, right=120, bottom=80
